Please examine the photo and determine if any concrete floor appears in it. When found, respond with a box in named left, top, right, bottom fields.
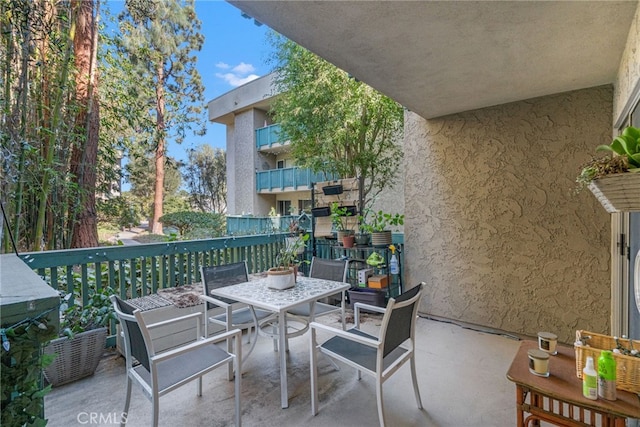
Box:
left=44, top=314, right=523, bottom=427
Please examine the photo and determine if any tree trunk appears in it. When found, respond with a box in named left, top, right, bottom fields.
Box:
left=69, top=0, right=99, bottom=248
left=150, top=63, right=165, bottom=235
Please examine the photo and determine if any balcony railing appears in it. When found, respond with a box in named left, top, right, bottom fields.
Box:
left=17, top=232, right=404, bottom=347
left=256, top=167, right=338, bottom=192
left=256, top=124, right=284, bottom=149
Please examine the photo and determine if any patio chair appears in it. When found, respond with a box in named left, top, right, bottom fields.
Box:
left=199, top=262, right=275, bottom=377
left=286, top=257, right=348, bottom=328
left=110, top=295, right=241, bottom=427
left=310, top=282, right=425, bottom=427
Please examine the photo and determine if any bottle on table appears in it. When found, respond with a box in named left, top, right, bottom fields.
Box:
left=597, top=350, right=617, bottom=401
left=582, top=356, right=598, bottom=400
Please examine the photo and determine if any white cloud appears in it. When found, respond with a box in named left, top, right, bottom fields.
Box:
left=215, top=61, right=260, bottom=87
left=216, top=72, right=260, bottom=87
left=232, top=62, right=255, bottom=74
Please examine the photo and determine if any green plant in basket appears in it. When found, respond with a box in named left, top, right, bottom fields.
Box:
left=59, top=287, right=117, bottom=339
left=576, top=126, right=640, bottom=192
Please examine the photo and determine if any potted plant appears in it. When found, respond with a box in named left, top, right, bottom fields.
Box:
left=359, top=209, right=404, bottom=247
left=267, top=233, right=310, bottom=290
left=43, top=287, right=117, bottom=386
left=576, top=126, right=640, bottom=213
left=331, top=202, right=357, bottom=243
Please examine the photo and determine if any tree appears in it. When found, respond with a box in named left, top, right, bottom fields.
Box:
left=68, top=0, right=101, bottom=248
left=183, top=145, right=227, bottom=213
left=125, top=154, right=184, bottom=223
left=118, top=0, right=206, bottom=235
left=269, top=34, right=403, bottom=205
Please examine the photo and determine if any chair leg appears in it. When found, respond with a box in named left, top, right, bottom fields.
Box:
left=375, top=378, right=385, bottom=427
left=121, top=376, right=132, bottom=427
left=310, top=328, right=319, bottom=416
left=197, top=376, right=202, bottom=397
left=410, top=355, right=423, bottom=409
left=152, top=391, right=159, bottom=427
left=234, top=337, right=242, bottom=427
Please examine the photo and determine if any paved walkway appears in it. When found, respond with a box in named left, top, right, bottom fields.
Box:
left=110, top=223, right=148, bottom=245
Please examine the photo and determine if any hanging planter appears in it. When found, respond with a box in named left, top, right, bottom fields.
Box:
left=588, top=172, right=640, bottom=213
left=322, top=184, right=343, bottom=195
left=311, top=206, right=331, bottom=217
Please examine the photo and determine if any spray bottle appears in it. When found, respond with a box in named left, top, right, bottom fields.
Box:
left=389, top=244, right=399, bottom=275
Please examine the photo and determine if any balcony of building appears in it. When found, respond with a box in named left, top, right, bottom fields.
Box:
left=256, top=166, right=338, bottom=193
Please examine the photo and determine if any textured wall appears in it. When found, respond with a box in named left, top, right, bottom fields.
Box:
left=404, top=87, right=612, bottom=343
left=613, top=2, right=640, bottom=123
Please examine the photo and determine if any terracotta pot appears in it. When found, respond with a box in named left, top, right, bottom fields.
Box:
left=342, top=234, right=355, bottom=248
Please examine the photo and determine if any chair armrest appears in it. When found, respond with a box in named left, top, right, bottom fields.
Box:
left=199, top=294, right=232, bottom=308
left=309, top=321, right=380, bottom=349
left=146, top=311, right=202, bottom=330
left=354, top=302, right=386, bottom=327
left=151, top=328, right=243, bottom=363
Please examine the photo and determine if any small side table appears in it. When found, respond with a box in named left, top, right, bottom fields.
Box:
left=506, top=341, right=640, bottom=427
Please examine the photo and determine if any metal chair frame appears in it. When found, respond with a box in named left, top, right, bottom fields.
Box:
left=310, top=282, right=425, bottom=427
left=111, top=295, right=242, bottom=427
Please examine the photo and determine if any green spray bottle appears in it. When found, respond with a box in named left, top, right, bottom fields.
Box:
left=597, top=350, right=617, bottom=400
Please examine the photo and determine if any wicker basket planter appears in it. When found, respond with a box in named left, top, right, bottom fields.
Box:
left=574, top=330, right=640, bottom=394
left=588, top=172, right=640, bottom=213
left=43, top=327, right=107, bottom=387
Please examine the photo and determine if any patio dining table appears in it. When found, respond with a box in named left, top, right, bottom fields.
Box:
left=208, top=275, right=350, bottom=408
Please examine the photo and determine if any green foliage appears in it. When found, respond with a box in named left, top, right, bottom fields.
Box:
left=97, top=195, right=141, bottom=230
left=59, top=287, right=117, bottom=338
left=160, top=211, right=226, bottom=238
left=330, top=202, right=355, bottom=231
left=1, top=315, right=57, bottom=427
left=269, top=33, right=403, bottom=205
left=359, top=210, right=404, bottom=233
left=575, top=155, right=629, bottom=192
left=597, top=126, right=640, bottom=168
left=118, top=0, right=206, bottom=233
left=182, top=145, right=227, bottom=213
left=275, top=233, right=309, bottom=269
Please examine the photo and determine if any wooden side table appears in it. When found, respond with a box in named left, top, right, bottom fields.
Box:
left=506, top=341, right=640, bottom=427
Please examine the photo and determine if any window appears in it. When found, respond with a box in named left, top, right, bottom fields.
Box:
left=277, top=160, right=285, bottom=169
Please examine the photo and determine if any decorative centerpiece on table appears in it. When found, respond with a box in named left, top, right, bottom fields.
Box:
left=44, top=287, right=117, bottom=386
left=576, top=125, right=640, bottom=213
left=267, top=233, right=309, bottom=290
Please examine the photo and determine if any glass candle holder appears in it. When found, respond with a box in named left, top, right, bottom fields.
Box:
left=528, top=349, right=550, bottom=377
left=538, top=332, right=558, bottom=355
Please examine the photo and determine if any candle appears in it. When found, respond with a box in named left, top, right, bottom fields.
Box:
left=538, top=331, right=558, bottom=355
left=528, top=349, right=550, bottom=377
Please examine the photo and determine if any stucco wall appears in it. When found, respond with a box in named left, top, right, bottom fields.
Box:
left=404, top=86, right=612, bottom=343
left=613, top=2, right=640, bottom=123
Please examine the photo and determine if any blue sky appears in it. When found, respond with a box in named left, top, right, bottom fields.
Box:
left=105, top=0, right=274, bottom=162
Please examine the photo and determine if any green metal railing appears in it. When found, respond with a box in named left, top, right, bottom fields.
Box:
left=20, top=234, right=286, bottom=306
left=18, top=232, right=405, bottom=346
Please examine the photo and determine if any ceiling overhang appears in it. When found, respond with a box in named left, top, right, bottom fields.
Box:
left=228, top=1, right=637, bottom=119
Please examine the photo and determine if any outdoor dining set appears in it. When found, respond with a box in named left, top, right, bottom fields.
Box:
left=111, top=257, right=425, bottom=427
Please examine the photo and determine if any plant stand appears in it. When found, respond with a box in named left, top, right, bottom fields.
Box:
left=43, top=327, right=107, bottom=387
left=588, top=172, right=640, bottom=213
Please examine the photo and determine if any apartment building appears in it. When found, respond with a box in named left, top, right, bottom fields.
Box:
left=207, top=72, right=404, bottom=219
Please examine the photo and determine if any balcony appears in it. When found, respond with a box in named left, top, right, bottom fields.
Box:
left=10, top=235, right=524, bottom=426
left=256, top=123, right=288, bottom=153
left=256, top=166, right=338, bottom=193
